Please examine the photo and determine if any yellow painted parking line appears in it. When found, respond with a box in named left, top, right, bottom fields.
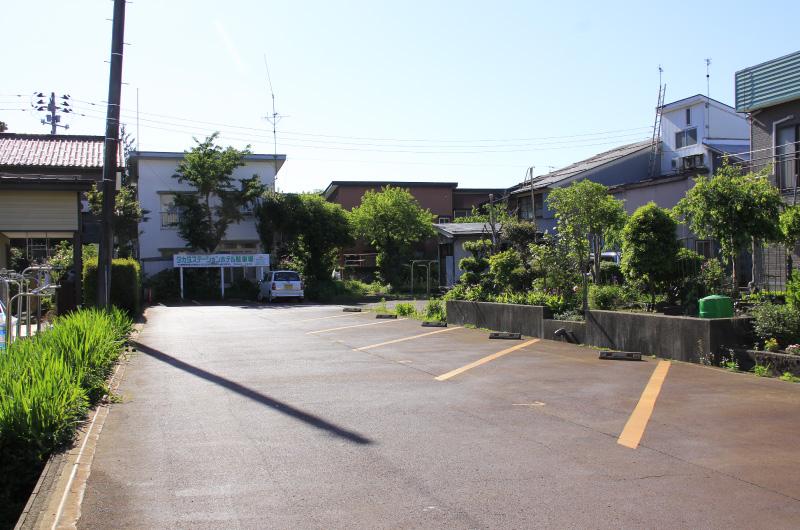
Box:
left=282, top=313, right=354, bottom=324
left=307, top=318, right=407, bottom=334
left=435, top=339, right=540, bottom=381
left=355, top=326, right=461, bottom=351
left=618, top=360, right=671, bottom=450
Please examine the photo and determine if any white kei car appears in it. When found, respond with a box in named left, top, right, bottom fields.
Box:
left=258, top=270, right=304, bottom=302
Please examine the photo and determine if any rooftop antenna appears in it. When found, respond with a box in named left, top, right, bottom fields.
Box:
left=706, top=58, right=711, bottom=97
left=263, top=54, right=286, bottom=191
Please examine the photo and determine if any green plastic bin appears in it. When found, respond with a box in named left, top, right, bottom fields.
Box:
left=699, top=295, right=733, bottom=318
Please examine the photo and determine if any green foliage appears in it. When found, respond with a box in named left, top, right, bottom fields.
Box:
left=462, top=239, right=493, bottom=259
left=489, top=250, right=521, bottom=289
left=9, top=247, right=30, bottom=272
left=395, top=301, right=417, bottom=317
left=763, top=338, right=779, bottom=352
left=142, top=268, right=180, bottom=300
left=0, top=308, right=130, bottom=524
left=226, top=277, right=257, bottom=300
left=674, top=160, right=784, bottom=288
left=454, top=201, right=512, bottom=224
left=779, top=372, right=800, bottom=382
left=750, top=302, right=800, bottom=349
left=46, top=242, right=98, bottom=283
left=423, top=298, right=446, bottom=322
left=86, top=185, right=150, bottom=258
left=751, top=362, right=772, bottom=377
left=82, top=257, right=141, bottom=316
left=529, top=235, right=580, bottom=293
left=598, top=261, right=623, bottom=285
left=621, top=202, right=681, bottom=308
left=171, top=132, right=266, bottom=252
left=588, top=284, right=624, bottom=310
left=786, top=269, right=800, bottom=309
left=349, top=186, right=436, bottom=284
left=546, top=180, right=627, bottom=287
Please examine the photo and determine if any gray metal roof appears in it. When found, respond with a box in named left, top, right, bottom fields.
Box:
left=510, top=139, right=652, bottom=194
left=433, top=222, right=502, bottom=238
left=736, top=50, right=800, bottom=112
left=703, top=141, right=751, bottom=162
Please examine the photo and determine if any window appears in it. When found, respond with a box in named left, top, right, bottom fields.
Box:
left=159, top=193, right=188, bottom=229
left=453, top=209, right=471, bottom=219
left=776, top=124, right=799, bottom=193
left=696, top=240, right=712, bottom=259
left=686, top=108, right=691, bottom=125
left=518, top=194, right=543, bottom=220
left=675, top=128, right=698, bottom=149
left=438, top=217, right=451, bottom=224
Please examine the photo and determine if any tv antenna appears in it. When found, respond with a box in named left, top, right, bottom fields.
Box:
left=263, top=55, right=287, bottom=191
left=706, top=58, right=711, bottom=97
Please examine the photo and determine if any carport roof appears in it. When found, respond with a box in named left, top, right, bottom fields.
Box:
left=434, top=222, right=502, bottom=237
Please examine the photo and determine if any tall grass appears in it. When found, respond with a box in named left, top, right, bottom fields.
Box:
left=0, top=307, right=131, bottom=528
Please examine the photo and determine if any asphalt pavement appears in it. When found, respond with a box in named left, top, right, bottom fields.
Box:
left=35, top=301, right=800, bottom=529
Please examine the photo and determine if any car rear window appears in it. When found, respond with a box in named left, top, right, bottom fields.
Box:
left=274, top=272, right=300, bottom=282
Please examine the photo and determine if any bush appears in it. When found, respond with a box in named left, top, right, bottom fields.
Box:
left=598, top=261, right=623, bottom=285
left=750, top=302, right=800, bottom=350
left=142, top=268, right=180, bottom=300
left=423, top=298, right=446, bottom=322
left=226, top=277, right=257, bottom=300
left=588, top=284, right=623, bottom=310
left=395, top=301, right=417, bottom=317
left=83, top=257, right=141, bottom=316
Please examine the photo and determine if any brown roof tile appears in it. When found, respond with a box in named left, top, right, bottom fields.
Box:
left=0, top=133, right=123, bottom=168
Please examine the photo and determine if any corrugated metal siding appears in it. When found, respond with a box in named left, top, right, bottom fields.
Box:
left=0, top=190, right=78, bottom=231
left=736, top=51, right=800, bottom=112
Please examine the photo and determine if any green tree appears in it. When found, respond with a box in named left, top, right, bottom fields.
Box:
left=290, top=195, right=353, bottom=285
left=621, top=202, right=682, bottom=309
left=84, top=127, right=149, bottom=258
left=349, top=185, right=436, bottom=284
left=779, top=205, right=800, bottom=276
left=546, top=180, right=627, bottom=309
left=674, top=160, right=784, bottom=291
left=0, top=120, right=7, bottom=132
left=172, top=132, right=267, bottom=252
left=87, top=185, right=150, bottom=258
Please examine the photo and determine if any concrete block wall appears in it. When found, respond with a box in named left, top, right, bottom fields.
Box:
left=446, top=301, right=752, bottom=364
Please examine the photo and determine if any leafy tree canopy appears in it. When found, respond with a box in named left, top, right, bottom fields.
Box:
left=546, top=179, right=627, bottom=284
left=621, top=202, right=681, bottom=308
left=172, top=132, right=267, bottom=252
left=674, top=159, right=784, bottom=287
left=349, top=185, right=436, bottom=283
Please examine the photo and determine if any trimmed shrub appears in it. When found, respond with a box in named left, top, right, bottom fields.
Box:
left=83, top=258, right=141, bottom=316
left=588, top=284, right=623, bottom=310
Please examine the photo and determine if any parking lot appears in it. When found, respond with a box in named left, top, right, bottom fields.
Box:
left=70, top=302, right=800, bottom=529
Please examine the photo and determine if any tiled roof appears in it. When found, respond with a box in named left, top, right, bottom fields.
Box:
left=0, top=133, right=123, bottom=168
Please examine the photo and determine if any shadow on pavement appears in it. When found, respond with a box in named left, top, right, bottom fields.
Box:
left=132, top=341, right=373, bottom=446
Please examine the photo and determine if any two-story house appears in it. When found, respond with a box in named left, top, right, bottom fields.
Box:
left=736, top=49, right=800, bottom=287
left=131, top=150, right=286, bottom=280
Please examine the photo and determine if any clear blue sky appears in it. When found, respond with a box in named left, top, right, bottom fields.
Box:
left=2, top=1, right=799, bottom=193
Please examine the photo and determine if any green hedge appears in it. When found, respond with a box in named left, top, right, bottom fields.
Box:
left=83, top=258, right=141, bottom=316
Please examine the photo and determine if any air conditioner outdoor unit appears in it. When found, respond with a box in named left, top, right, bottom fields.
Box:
left=693, top=154, right=705, bottom=167
left=671, top=157, right=682, bottom=170
left=684, top=156, right=696, bottom=169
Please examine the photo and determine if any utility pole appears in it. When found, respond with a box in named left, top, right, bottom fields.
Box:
left=33, top=92, right=72, bottom=134
left=96, top=0, right=126, bottom=309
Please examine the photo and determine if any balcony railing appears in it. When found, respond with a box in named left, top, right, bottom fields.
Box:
left=161, top=211, right=183, bottom=229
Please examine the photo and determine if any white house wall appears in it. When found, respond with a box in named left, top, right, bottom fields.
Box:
left=707, top=104, right=750, bottom=140
left=136, top=154, right=279, bottom=277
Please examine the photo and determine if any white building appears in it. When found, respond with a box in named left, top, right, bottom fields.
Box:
left=660, top=94, right=750, bottom=177
left=131, top=151, right=286, bottom=278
